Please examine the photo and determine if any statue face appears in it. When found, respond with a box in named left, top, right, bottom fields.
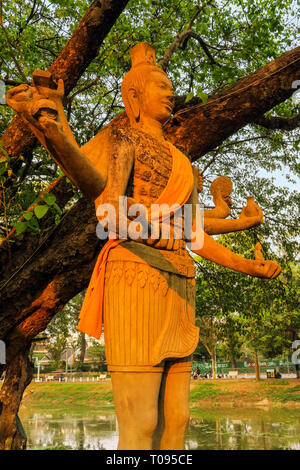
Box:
left=139, top=70, right=174, bottom=124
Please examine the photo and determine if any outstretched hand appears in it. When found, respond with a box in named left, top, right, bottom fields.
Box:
left=6, top=83, right=37, bottom=114
left=251, top=259, right=282, bottom=279
left=6, top=78, right=65, bottom=135
left=239, top=197, right=263, bottom=223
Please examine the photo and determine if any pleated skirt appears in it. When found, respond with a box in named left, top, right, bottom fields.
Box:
left=103, top=243, right=199, bottom=372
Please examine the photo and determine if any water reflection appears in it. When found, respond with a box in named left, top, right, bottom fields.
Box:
left=19, top=407, right=300, bottom=450
left=185, top=412, right=300, bottom=450
left=20, top=409, right=118, bottom=450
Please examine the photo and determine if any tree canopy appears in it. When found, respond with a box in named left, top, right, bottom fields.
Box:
left=0, top=0, right=299, bottom=357
left=0, top=0, right=299, bottom=449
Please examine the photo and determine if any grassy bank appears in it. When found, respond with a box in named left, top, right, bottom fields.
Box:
left=189, top=378, right=300, bottom=408
left=20, top=378, right=300, bottom=411
left=21, top=381, right=114, bottom=409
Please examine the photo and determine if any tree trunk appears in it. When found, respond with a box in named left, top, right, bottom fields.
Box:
left=0, top=199, right=101, bottom=450
left=0, top=198, right=100, bottom=338
left=292, top=331, right=300, bottom=379
left=254, top=350, right=260, bottom=382
left=231, top=353, right=237, bottom=371
left=0, top=346, right=33, bottom=450
left=79, top=332, right=86, bottom=363
left=211, top=345, right=217, bottom=380
left=228, top=335, right=237, bottom=370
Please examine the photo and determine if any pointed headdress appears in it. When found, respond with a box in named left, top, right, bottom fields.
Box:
left=129, top=42, right=157, bottom=68
left=121, top=42, right=169, bottom=124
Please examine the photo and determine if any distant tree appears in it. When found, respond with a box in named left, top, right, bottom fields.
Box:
left=46, top=294, right=82, bottom=368
left=195, top=233, right=299, bottom=381
left=86, top=340, right=106, bottom=365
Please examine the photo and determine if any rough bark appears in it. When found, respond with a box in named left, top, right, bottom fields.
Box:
left=0, top=198, right=102, bottom=339
left=0, top=345, right=33, bottom=450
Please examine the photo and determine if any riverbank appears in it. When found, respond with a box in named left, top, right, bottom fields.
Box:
left=20, top=378, right=300, bottom=411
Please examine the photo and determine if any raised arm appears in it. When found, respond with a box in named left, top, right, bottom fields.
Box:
left=188, top=182, right=281, bottom=279
left=6, top=73, right=107, bottom=201
left=201, top=174, right=263, bottom=235
left=204, top=200, right=263, bottom=235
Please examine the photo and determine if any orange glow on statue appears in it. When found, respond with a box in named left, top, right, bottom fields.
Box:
left=6, top=42, right=281, bottom=450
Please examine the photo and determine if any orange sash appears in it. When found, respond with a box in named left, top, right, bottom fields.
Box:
left=77, top=142, right=194, bottom=339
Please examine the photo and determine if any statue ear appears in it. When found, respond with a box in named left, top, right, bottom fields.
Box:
left=127, top=88, right=140, bottom=122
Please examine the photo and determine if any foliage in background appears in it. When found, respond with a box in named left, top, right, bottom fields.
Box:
left=45, top=293, right=82, bottom=368
left=0, top=0, right=299, bottom=364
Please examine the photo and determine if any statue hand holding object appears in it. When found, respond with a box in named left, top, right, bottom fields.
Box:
left=6, top=71, right=63, bottom=130
left=250, top=241, right=280, bottom=278
left=203, top=183, right=264, bottom=235
left=239, top=196, right=263, bottom=224
left=6, top=72, right=107, bottom=200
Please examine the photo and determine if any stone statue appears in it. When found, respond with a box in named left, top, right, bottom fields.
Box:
left=6, top=42, right=281, bottom=450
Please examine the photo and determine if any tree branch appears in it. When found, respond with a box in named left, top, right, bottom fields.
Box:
left=159, top=3, right=204, bottom=71
left=164, top=45, right=300, bottom=160
left=159, top=1, right=218, bottom=70
left=185, top=31, right=221, bottom=66
left=0, top=22, right=29, bottom=83
left=254, top=113, right=300, bottom=131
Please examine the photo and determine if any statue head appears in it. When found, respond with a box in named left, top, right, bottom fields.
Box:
left=121, top=42, right=174, bottom=127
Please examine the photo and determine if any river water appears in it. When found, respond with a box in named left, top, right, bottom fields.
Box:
left=19, top=406, right=300, bottom=450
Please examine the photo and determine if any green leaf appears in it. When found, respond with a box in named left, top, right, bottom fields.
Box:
left=197, top=89, right=208, bottom=104
left=185, top=92, right=194, bottom=104
left=27, top=217, right=40, bottom=233
left=53, top=202, right=62, bottom=215
left=44, top=193, right=57, bottom=206
left=15, top=221, right=28, bottom=235
left=0, top=162, right=7, bottom=175
left=23, top=212, right=33, bottom=221
left=34, top=205, right=49, bottom=219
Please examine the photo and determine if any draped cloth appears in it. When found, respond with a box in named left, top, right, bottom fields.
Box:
left=77, top=142, right=194, bottom=339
